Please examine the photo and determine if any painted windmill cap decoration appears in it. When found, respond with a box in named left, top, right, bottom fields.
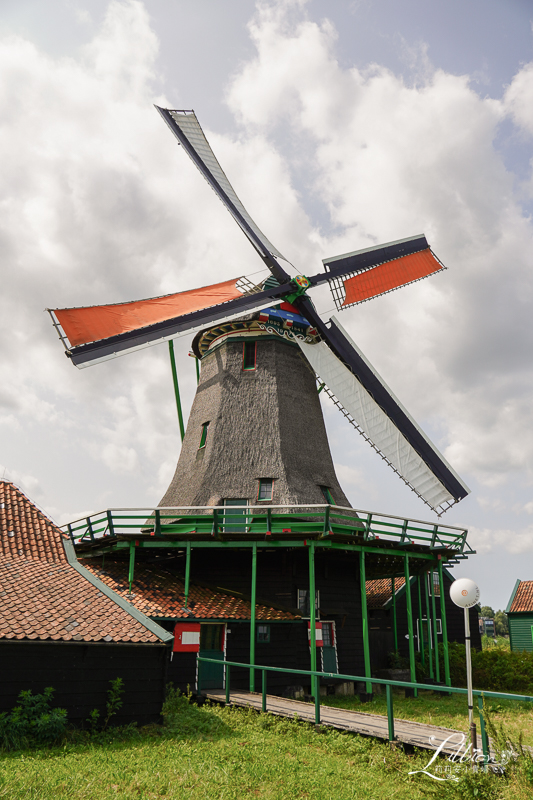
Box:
left=48, top=108, right=470, bottom=516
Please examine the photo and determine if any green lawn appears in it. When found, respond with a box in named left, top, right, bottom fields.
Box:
left=322, top=687, right=533, bottom=747
left=1, top=696, right=533, bottom=800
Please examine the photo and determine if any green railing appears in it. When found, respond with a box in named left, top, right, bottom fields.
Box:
left=197, top=656, right=533, bottom=764
left=64, top=504, right=472, bottom=555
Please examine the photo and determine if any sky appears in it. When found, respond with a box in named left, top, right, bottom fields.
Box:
left=1, top=0, right=533, bottom=610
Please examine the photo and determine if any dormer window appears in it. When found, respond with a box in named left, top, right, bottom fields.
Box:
left=243, top=341, right=257, bottom=371
left=199, top=422, right=210, bottom=449
left=319, top=485, right=335, bottom=504
left=257, top=479, right=273, bottom=501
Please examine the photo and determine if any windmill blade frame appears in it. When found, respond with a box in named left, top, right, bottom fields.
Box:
left=155, top=107, right=292, bottom=286
left=290, top=305, right=469, bottom=512
left=51, top=278, right=296, bottom=368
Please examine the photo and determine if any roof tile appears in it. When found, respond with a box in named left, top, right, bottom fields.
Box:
left=0, top=481, right=160, bottom=644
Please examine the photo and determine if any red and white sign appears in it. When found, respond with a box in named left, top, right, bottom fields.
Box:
left=307, top=621, right=323, bottom=647
left=173, top=622, right=201, bottom=652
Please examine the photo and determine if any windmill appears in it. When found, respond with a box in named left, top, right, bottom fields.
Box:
left=49, top=108, right=469, bottom=516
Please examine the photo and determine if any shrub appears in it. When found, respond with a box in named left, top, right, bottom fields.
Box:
left=439, top=642, right=533, bottom=694
left=0, top=687, right=67, bottom=751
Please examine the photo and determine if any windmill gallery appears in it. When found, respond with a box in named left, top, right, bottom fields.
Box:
left=42, top=109, right=479, bottom=709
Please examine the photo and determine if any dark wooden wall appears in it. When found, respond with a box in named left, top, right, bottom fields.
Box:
left=0, top=640, right=169, bottom=725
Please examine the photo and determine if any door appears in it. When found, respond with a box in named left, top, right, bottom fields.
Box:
left=223, top=499, right=249, bottom=533
left=321, top=621, right=339, bottom=675
left=198, top=623, right=226, bottom=689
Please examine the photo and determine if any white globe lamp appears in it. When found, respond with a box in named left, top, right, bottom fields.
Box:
left=450, top=578, right=480, bottom=752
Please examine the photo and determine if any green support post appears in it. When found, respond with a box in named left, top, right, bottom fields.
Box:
left=184, top=541, right=191, bottom=609
left=391, top=577, right=398, bottom=653
left=360, top=550, right=372, bottom=695
left=225, top=664, right=231, bottom=704
left=386, top=683, right=395, bottom=742
left=250, top=542, right=257, bottom=693
left=195, top=355, right=200, bottom=385
left=430, top=569, right=440, bottom=683
left=106, top=509, right=115, bottom=537
left=478, top=695, right=489, bottom=768
left=262, top=670, right=267, bottom=713
left=424, top=571, right=434, bottom=680
left=308, top=540, right=317, bottom=700
left=168, top=340, right=185, bottom=442
left=437, top=558, right=451, bottom=686
left=417, top=575, right=425, bottom=668
left=154, top=509, right=162, bottom=538
left=404, top=555, right=417, bottom=694
left=128, top=540, right=136, bottom=593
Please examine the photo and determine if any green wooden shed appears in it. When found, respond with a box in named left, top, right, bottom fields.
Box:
left=506, top=580, right=533, bottom=651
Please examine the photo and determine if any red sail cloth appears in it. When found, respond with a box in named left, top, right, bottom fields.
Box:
left=54, top=278, right=243, bottom=347
left=342, top=248, right=443, bottom=306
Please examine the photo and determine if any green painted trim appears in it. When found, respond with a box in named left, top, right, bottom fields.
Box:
left=417, top=575, right=425, bottom=668
left=250, top=542, right=257, bottom=692
left=308, top=541, right=317, bottom=699
left=404, top=555, right=417, bottom=688
left=168, top=340, right=185, bottom=442
left=430, top=569, right=440, bottom=683
left=360, top=550, right=372, bottom=694
left=424, top=571, right=434, bottom=679
left=184, top=541, right=191, bottom=608
left=506, top=579, right=522, bottom=614
left=62, top=538, right=173, bottom=643
left=392, top=577, right=398, bottom=652
left=438, top=559, right=451, bottom=686
left=128, top=540, right=135, bottom=593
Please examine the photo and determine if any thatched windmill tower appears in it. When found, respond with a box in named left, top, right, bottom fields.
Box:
left=159, top=310, right=351, bottom=509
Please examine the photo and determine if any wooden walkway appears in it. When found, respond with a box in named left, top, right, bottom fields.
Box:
left=205, top=690, right=473, bottom=756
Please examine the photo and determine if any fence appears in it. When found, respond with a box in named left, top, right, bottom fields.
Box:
left=197, top=655, right=533, bottom=763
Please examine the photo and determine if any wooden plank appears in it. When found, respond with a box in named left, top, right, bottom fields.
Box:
left=205, top=690, right=475, bottom=756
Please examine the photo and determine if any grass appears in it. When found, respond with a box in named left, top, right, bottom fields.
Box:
left=1, top=694, right=533, bottom=800
left=322, top=688, right=533, bottom=746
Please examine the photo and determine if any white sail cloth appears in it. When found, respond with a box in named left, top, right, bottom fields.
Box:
left=297, top=320, right=464, bottom=512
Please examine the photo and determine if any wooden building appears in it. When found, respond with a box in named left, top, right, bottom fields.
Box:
left=366, top=570, right=481, bottom=677
left=0, top=480, right=173, bottom=725
left=506, top=580, right=533, bottom=652
left=67, top=319, right=477, bottom=699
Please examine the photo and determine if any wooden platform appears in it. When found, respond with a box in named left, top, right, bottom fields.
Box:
left=205, top=689, right=474, bottom=756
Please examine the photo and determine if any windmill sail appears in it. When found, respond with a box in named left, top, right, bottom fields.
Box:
left=297, top=318, right=469, bottom=514
left=156, top=108, right=290, bottom=278
left=315, top=235, right=445, bottom=311
left=51, top=277, right=294, bottom=368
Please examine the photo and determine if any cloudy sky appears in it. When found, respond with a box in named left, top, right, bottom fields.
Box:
left=1, top=0, right=532, bottom=609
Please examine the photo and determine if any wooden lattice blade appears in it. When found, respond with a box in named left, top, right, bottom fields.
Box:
left=156, top=107, right=291, bottom=285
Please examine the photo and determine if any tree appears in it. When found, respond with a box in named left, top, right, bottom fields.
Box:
left=494, top=610, right=508, bottom=636
left=480, top=605, right=495, bottom=619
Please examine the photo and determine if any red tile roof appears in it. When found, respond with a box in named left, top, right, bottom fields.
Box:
left=0, top=481, right=160, bottom=643
left=366, top=577, right=406, bottom=609
left=80, top=557, right=300, bottom=621
left=509, top=581, right=533, bottom=613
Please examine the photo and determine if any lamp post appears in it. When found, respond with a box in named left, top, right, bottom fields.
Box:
left=450, top=578, right=480, bottom=763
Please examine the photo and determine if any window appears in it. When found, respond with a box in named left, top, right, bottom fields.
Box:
left=297, top=588, right=320, bottom=617
left=322, top=622, right=334, bottom=647
left=319, top=486, right=335, bottom=504
left=199, top=422, right=210, bottom=449
left=243, top=341, right=257, bottom=370
left=428, top=571, right=441, bottom=597
left=257, top=624, right=270, bottom=643
left=257, top=479, right=273, bottom=501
